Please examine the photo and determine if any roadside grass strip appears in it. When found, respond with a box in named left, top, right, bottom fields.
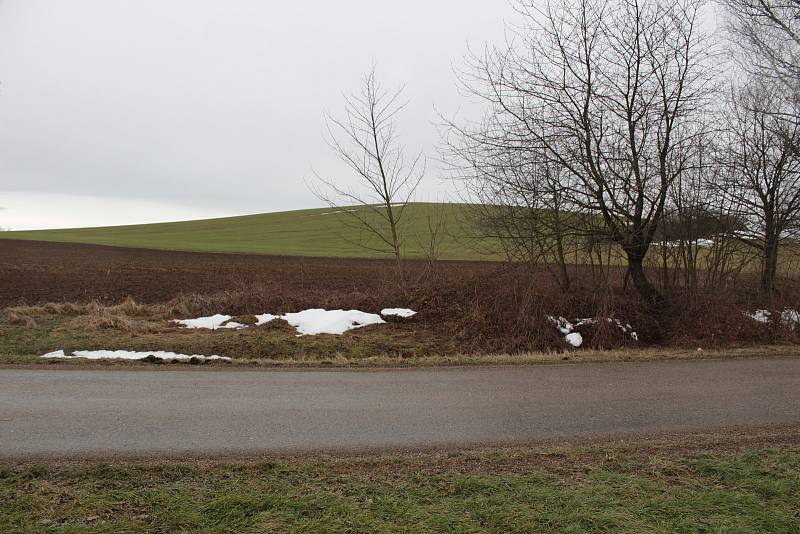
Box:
left=2, top=434, right=799, bottom=533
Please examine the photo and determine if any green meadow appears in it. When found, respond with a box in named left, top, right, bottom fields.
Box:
left=0, top=203, right=490, bottom=260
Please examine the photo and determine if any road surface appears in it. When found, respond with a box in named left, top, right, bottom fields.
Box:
left=1, top=358, right=798, bottom=458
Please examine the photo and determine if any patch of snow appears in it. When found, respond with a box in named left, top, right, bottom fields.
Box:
left=283, top=309, right=385, bottom=336
left=548, top=315, right=638, bottom=345
left=319, top=209, right=358, bottom=216
left=172, top=314, right=234, bottom=330
left=661, top=238, right=715, bottom=248
left=748, top=309, right=771, bottom=323
left=254, top=314, right=279, bottom=326
left=782, top=309, right=800, bottom=325
left=746, top=308, right=800, bottom=328
left=41, top=349, right=231, bottom=362
left=175, top=308, right=405, bottom=336
left=381, top=308, right=417, bottom=318
left=547, top=316, right=574, bottom=335
left=565, top=332, right=583, bottom=347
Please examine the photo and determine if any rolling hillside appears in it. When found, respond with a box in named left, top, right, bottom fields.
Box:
left=0, top=203, right=491, bottom=260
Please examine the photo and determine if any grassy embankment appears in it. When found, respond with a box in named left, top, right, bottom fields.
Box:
left=2, top=428, right=799, bottom=533
left=2, top=309, right=799, bottom=367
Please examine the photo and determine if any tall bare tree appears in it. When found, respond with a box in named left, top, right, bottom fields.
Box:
left=448, top=0, right=714, bottom=301
left=718, top=83, right=800, bottom=294
left=315, top=69, right=424, bottom=272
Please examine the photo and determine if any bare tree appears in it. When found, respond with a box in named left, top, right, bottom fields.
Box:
left=724, top=0, right=800, bottom=91
left=717, top=83, right=800, bottom=294
left=447, top=0, right=714, bottom=301
left=445, top=129, right=575, bottom=289
left=314, top=69, right=424, bottom=273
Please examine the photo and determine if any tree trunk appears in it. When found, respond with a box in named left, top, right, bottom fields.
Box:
left=555, top=235, right=571, bottom=291
left=761, top=235, right=779, bottom=295
left=626, top=251, right=660, bottom=303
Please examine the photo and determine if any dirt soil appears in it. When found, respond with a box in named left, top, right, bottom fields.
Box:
left=0, top=239, right=494, bottom=308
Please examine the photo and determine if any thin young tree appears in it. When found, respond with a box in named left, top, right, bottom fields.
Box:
left=314, top=69, right=424, bottom=274
left=448, top=0, right=714, bottom=301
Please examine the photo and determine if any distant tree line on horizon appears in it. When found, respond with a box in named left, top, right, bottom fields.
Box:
left=316, top=0, right=800, bottom=302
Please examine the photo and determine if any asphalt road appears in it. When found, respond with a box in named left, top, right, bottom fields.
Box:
left=1, top=358, right=798, bottom=458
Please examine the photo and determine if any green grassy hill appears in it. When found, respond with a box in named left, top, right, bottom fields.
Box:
left=0, top=203, right=491, bottom=260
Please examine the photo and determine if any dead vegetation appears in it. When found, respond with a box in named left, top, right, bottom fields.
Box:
left=2, top=241, right=800, bottom=360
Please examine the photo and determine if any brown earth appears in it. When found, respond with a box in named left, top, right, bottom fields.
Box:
left=0, top=239, right=494, bottom=308
left=2, top=239, right=798, bottom=353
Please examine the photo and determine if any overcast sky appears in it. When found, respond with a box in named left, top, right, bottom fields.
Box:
left=0, top=0, right=511, bottom=229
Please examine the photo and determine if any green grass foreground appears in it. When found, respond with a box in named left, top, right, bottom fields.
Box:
left=0, top=203, right=488, bottom=260
left=2, top=433, right=799, bottom=533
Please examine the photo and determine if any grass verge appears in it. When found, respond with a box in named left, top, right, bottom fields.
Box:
left=2, top=342, right=799, bottom=369
left=2, top=427, right=799, bottom=533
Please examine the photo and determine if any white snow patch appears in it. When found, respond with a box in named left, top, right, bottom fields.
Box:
left=174, top=308, right=409, bottom=335
left=782, top=309, right=800, bottom=324
left=747, top=308, right=800, bottom=328
left=565, top=332, right=583, bottom=347
left=547, top=316, right=574, bottom=335
left=748, top=309, right=771, bottom=323
left=41, top=349, right=231, bottom=362
left=548, top=315, right=638, bottom=345
left=662, top=238, right=715, bottom=248
left=283, top=309, right=385, bottom=336
left=318, top=209, right=358, bottom=216
left=255, top=313, right=279, bottom=326
left=381, top=308, right=417, bottom=318
left=172, top=314, right=234, bottom=330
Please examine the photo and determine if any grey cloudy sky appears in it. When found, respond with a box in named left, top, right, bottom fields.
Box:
left=0, top=0, right=511, bottom=229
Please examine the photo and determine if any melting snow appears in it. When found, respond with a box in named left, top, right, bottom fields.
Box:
left=548, top=315, right=639, bottom=347
left=747, top=308, right=800, bottom=328
left=565, top=332, right=583, bottom=347
left=172, top=314, right=239, bottom=330
left=661, top=238, right=715, bottom=248
left=174, top=308, right=416, bottom=335
left=283, top=309, right=385, bottom=336
left=41, top=349, right=232, bottom=362
left=255, top=313, right=279, bottom=326
left=381, top=308, right=417, bottom=318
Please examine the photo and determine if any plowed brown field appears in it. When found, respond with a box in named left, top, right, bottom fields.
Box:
left=0, top=239, right=494, bottom=308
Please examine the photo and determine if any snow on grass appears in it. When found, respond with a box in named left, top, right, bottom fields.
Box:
left=172, top=314, right=240, bottom=330
left=548, top=315, right=638, bottom=347
left=381, top=308, right=417, bottom=318
left=174, top=308, right=414, bottom=335
left=41, top=349, right=231, bottom=362
left=282, top=309, right=385, bottom=336
left=255, top=313, right=279, bottom=326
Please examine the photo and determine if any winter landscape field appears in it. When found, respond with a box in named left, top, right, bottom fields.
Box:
left=3, top=0, right=800, bottom=531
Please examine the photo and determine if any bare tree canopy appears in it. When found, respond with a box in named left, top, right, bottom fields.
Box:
left=314, top=69, right=424, bottom=271
left=447, top=0, right=714, bottom=301
left=725, top=0, right=800, bottom=88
